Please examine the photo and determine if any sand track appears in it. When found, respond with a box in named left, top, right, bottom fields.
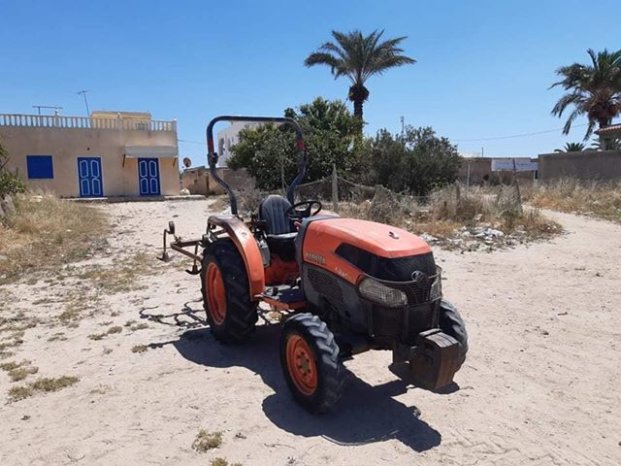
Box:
left=1, top=200, right=620, bottom=465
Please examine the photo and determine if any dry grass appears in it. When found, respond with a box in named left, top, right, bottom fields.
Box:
left=8, top=365, right=39, bottom=381
left=208, top=195, right=231, bottom=213
left=1, top=360, right=39, bottom=381
left=210, top=459, right=242, bottom=466
left=0, top=311, right=38, bottom=334
left=88, top=325, right=123, bottom=341
left=47, top=332, right=67, bottom=342
left=0, top=193, right=108, bottom=283
left=339, top=184, right=561, bottom=244
left=192, top=430, right=223, bottom=453
left=8, top=375, right=79, bottom=401
left=127, top=321, right=149, bottom=331
left=0, top=333, right=24, bottom=352
left=131, top=344, right=148, bottom=353
left=76, top=252, right=153, bottom=293
left=525, top=179, right=621, bottom=223
left=0, top=350, right=15, bottom=360
left=426, top=185, right=562, bottom=239
left=31, top=376, right=79, bottom=392
left=8, top=385, right=33, bottom=401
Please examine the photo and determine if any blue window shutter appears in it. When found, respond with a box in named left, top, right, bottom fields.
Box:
left=26, top=155, right=54, bottom=179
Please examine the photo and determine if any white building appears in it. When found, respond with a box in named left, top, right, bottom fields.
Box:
left=216, top=121, right=261, bottom=167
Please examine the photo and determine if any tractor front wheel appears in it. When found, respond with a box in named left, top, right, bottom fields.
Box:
left=201, top=239, right=258, bottom=343
left=280, top=313, right=345, bottom=414
left=439, top=299, right=468, bottom=369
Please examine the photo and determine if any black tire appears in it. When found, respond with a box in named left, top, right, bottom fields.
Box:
left=439, top=299, right=468, bottom=369
left=200, top=239, right=258, bottom=343
left=280, top=313, right=345, bottom=414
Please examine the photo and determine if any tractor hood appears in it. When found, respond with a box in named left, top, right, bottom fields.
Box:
left=303, top=218, right=431, bottom=259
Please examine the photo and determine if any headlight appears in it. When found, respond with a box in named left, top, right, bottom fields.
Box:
left=358, top=277, right=408, bottom=307
left=430, top=267, right=442, bottom=300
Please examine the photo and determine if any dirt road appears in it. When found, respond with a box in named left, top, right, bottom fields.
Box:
left=1, top=200, right=620, bottom=465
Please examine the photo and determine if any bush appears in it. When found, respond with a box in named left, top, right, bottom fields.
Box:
left=0, top=172, right=26, bottom=198
left=360, top=126, right=462, bottom=196
left=228, top=97, right=361, bottom=190
left=0, top=141, right=25, bottom=197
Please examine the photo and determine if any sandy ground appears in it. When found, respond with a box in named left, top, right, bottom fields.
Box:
left=1, top=199, right=620, bottom=466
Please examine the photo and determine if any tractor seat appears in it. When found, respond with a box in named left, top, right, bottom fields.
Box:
left=259, top=195, right=297, bottom=261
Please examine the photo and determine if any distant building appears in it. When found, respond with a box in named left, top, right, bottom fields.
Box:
left=180, top=166, right=254, bottom=196
left=216, top=121, right=261, bottom=167
left=458, top=156, right=538, bottom=185
left=596, top=124, right=621, bottom=149
left=0, top=111, right=179, bottom=197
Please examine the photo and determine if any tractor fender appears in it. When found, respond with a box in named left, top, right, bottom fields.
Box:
left=207, top=215, right=265, bottom=299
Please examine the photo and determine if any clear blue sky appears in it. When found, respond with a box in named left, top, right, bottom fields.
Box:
left=1, top=0, right=618, bottom=165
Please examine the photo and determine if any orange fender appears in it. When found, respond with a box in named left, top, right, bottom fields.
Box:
left=207, top=215, right=265, bottom=299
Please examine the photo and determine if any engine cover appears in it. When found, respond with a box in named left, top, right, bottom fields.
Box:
left=299, top=217, right=433, bottom=285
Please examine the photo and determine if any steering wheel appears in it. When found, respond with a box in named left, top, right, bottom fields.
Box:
left=285, top=200, right=323, bottom=221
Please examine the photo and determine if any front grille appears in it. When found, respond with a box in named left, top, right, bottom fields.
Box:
left=366, top=269, right=442, bottom=345
left=376, top=268, right=441, bottom=306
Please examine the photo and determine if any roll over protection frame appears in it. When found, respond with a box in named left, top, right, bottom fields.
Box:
left=206, top=116, right=307, bottom=216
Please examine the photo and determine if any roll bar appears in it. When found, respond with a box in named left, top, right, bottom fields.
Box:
left=206, top=116, right=307, bottom=216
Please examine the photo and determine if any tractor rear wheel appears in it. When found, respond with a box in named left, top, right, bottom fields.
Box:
left=280, top=313, right=345, bottom=414
left=201, top=239, right=258, bottom=343
left=439, top=299, right=468, bottom=369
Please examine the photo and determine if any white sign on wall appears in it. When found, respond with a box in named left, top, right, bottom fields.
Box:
left=491, top=158, right=538, bottom=172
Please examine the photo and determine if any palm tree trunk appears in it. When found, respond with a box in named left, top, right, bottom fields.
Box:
left=353, top=99, right=364, bottom=120
left=597, top=118, right=613, bottom=150
left=598, top=117, right=610, bottom=129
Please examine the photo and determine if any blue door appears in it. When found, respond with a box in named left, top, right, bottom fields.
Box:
left=138, top=158, right=161, bottom=196
left=77, top=157, right=103, bottom=197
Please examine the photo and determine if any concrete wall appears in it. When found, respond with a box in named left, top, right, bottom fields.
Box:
left=458, top=157, right=537, bottom=185
left=0, top=124, right=179, bottom=197
left=538, top=150, right=621, bottom=181
left=181, top=167, right=254, bottom=195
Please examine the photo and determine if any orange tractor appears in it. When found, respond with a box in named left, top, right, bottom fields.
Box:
left=161, top=116, right=467, bottom=413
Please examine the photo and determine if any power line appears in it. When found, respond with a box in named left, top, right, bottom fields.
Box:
left=179, top=123, right=590, bottom=146
left=453, top=123, right=588, bottom=142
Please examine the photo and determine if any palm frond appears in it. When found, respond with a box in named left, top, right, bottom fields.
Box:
left=551, top=48, right=621, bottom=138
left=305, top=29, right=416, bottom=119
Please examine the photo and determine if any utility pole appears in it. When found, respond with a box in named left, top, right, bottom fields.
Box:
left=77, top=90, right=90, bottom=116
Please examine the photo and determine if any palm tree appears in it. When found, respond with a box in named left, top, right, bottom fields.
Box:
left=589, top=136, right=621, bottom=151
left=550, top=49, right=621, bottom=140
left=554, top=142, right=586, bottom=152
left=304, top=30, right=416, bottom=121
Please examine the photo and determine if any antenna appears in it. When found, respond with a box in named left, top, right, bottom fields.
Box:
left=77, top=90, right=90, bottom=116
left=400, top=116, right=405, bottom=136
left=32, top=105, right=63, bottom=116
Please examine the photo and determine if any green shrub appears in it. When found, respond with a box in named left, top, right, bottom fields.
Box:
left=0, top=141, right=25, bottom=197
left=0, top=172, right=25, bottom=198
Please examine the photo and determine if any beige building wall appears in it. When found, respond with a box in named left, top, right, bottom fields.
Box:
left=0, top=115, right=179, bottom=197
